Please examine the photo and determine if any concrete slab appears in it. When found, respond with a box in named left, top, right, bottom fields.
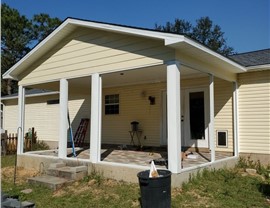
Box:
left=19, top=153, right=238, bottom=188
left=28, top=175, right=73, bottom=190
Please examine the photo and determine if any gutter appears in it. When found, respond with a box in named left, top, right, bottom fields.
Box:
left=246, top=64, right=270, bottom=71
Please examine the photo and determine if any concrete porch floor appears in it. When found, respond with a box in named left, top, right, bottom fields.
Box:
left=28, top=146, right=233, bottom=169
left=21, top=148, right=238, bottom=187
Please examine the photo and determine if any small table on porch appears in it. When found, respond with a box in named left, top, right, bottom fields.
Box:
left=129, top=130, right=143, bottom=147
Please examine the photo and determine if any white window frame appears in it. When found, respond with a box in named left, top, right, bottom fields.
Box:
left=104, top=94, right=119, bottom=115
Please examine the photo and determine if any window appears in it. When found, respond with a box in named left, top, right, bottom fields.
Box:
left=47, top=99, right=59, bottom=105
left=217, top=130, right=228, bottom=147
left=105, top=94, right=119, bottom=115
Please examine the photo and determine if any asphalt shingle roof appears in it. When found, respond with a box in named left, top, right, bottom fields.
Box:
left=1, top=89, right=57, bottom=99
left=229, top=49, right=270, bottom=67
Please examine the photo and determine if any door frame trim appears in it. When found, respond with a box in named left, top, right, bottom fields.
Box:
left=183, top=87, right=209, bottom=148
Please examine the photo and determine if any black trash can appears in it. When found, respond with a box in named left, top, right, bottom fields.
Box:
left=137, top=169, right=171, bottom=208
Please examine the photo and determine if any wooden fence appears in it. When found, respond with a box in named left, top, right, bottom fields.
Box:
left=1, top=128, right=37, bottom=155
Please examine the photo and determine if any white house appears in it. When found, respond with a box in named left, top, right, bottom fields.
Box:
left=2, top=18, right=269, bottom=177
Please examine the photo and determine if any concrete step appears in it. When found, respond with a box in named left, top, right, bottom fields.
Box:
left=28, top=163, right=88, bottom=190
left=49, top=162, right=66, bottom=169
left=47, top=165, right=87, bottom=180
left=28, top=175, right=74, bottom=191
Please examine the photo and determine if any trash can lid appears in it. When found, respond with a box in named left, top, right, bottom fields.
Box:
left=137, top=169, right=171, bottom=179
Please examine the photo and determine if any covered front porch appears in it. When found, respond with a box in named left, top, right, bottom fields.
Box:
left=5, top=18, right=246, bottom=175
left=17, top=61, right=240, bottom=174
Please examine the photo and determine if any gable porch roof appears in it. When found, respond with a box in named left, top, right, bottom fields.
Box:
left=3, top=18, right=246, bottom=82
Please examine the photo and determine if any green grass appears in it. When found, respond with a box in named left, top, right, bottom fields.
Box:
left=172, top=168, right=270, bottom=208
left=1, top=155, right=270, bottom=207
left=1, top=154, right=16, bottom=168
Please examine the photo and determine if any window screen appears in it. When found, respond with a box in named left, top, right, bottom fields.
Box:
left=105, top=94, right=119, bottom=115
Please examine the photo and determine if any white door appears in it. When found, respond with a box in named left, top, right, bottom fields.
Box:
left=183, top=88, right=209, bottom=148
left=161, top=90, right=184, bottom=146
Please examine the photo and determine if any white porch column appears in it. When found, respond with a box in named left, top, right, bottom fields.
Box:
left=233, top=81, right=239, bottom=156
left=90, top=73, right=102, bottom=163
left=209, top=75, right=215, bottom=162
left=59, top=79, right=68, bottom=158
left=17, top=85, right=25, bottom=154
left=167, top=61, right=181, bottom=173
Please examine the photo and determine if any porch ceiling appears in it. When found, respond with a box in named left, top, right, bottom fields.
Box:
left=101, top=64, right=205, bottom=88
left=27, top=64, right=206, bottom=92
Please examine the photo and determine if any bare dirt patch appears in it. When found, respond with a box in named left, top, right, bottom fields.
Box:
left=1, top=167, right=39, bottom=184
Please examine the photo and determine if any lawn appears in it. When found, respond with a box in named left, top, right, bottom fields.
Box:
left=1, top=155, right=270, bottom=207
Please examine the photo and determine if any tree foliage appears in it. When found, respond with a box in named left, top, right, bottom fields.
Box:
left=1, top=3, right=61, bottom=95
left=1, top=3, right=32, bottom=95
left=32, top=13, right=62, bottom=43
left=155, top=17, right=234, bottom=56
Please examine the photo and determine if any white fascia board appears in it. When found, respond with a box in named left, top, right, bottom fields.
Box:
left=166, top=36, right=247, bottom=73
left=246, top=64, right=270, bottom=71
left=164, top=36, right=185, bottom=45
left=1, top=91, right=59, bottom=101
left=68, top=18, right=183, bottom=41
left=2, top=20, right=71, bottom=80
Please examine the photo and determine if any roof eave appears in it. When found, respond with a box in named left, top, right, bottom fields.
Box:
left=1, top=91, right=59, bottom=101
left=166, top=37, right=247, bottom=73
left=2, top=73, right=18, bottom=80
left=2, top=20, right=72, bottom=80
left=3, top=18, right=247, bottom=81
left=246, top=64, right=270, bottom=71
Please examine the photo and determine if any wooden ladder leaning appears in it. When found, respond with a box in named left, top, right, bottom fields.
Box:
left=74, top=118, right=90, bottom=147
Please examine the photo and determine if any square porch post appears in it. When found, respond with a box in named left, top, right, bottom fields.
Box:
left=59, top=79, right=68, bottom=158
left=167, top=61, right=181, bottom=173
left=17, top=85, right=25, bottom=154
left=90, top=73, right=102, bottom=163
left=233, top=81, right=239, bottom=156
left=209, top=75, right=215, bottom=162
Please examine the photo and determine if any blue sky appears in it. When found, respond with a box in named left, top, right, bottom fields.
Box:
left=2, top=0, right=270, bottom=53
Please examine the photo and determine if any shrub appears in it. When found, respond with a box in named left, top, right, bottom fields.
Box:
left=237, top=156, right=270, bottom=179
left=31, top=140, right=50, bottom=151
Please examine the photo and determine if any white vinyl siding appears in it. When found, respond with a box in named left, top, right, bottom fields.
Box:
left=102, top=77, right=235, bottom=148
left=67, top=94, right=91, bottom=144
left=3, top=94, right=91, bottom=146
left=4, top=75, right=237, bottom=150
left=3, top=95, right=59, bottom=143
left=102, top=82, right=166, bottom=146
left=214, top=78, right=233, bottom=152
left=19, top=28, right=174, bottom=86
left=238, top=70, right=270, bottom=154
